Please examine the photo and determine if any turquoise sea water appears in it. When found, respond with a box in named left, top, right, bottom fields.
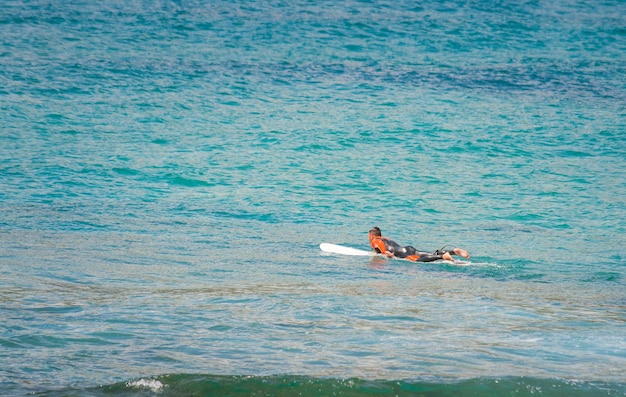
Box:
left=1, top=0, right=625, bottom=395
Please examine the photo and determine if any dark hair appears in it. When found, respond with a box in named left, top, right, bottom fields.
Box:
left=369, top=226, right=381, bottom=236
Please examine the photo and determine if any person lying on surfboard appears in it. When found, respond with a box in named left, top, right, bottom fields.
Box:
left=368, top=227, right=470, bottom=262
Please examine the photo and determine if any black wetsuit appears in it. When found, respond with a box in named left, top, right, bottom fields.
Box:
left=376, top=238, right=453, bottom=262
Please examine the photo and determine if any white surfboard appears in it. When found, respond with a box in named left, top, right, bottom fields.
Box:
left=319, top=243, right=373, bottom=256
left=320, top=243, right=470, bottom=265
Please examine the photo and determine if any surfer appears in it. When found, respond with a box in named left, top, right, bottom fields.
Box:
left=368, top=226, right=470, bottom=262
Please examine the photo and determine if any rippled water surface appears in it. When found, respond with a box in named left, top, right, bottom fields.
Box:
left=1, top=0, right=625, bottom=395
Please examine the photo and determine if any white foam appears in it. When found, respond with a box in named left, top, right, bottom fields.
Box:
left=126, top=378, right=164, bottom=392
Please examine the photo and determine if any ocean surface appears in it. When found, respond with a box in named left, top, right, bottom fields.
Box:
left=1, top=0, right=625, bottom=395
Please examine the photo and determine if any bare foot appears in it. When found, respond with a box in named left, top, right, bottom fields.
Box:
left=442, top=252, right=454, bottom=261
left=453, top=248, right=470, bottom=259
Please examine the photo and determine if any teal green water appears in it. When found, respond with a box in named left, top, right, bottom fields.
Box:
left=1, top=0, right=625, bottom=395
